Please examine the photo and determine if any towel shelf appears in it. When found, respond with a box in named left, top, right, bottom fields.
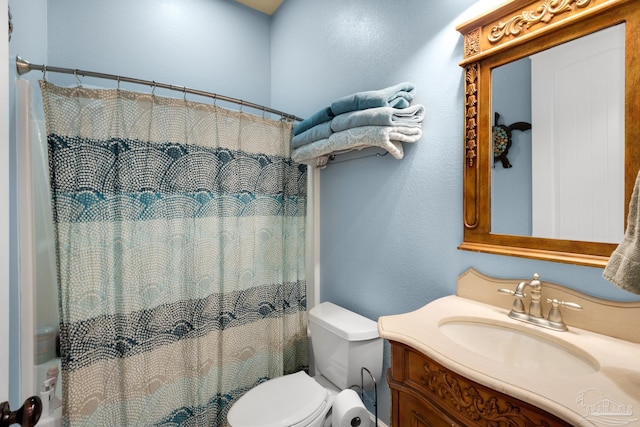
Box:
left=319, top=148, right=389, bottom=168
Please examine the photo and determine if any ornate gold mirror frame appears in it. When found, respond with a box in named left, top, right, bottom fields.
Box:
left=457, top=0, right=640, bottom=267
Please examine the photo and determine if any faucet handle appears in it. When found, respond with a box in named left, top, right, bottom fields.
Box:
left=545, top=298, right=582, bottom=327
left=498, top=287, right=527, bottom=315
left=546, top=298, right=582, bottom=311
left=561, top=301, right=582, bottom=311
left=498, top=287, right=527, bottom=300
left=498, top=287, right=527, bottom=298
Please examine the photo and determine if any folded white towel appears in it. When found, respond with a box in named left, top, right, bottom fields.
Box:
left=331, top=105, right=425, bottom=133
left=603, top=170, right=640, bottom=294
left=291, top=125, right=422, bottom=166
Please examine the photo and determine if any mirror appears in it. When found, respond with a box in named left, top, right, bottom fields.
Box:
left=456, top=0, right=640, bottom=267
left=491, top=25, right=625, bottom=244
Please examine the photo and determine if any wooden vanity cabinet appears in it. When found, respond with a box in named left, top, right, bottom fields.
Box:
left=388, top=341, right=572, bottom=427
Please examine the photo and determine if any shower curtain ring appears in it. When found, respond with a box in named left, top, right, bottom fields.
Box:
left=117, top=76, right=121, bottom=91
left=151, top=81, right=157, bottom=96
left=183, top=86, right=187, bottom=101
left=74, top=69, right=82, bottom=87
left=42, top=65, right=47, bottom=80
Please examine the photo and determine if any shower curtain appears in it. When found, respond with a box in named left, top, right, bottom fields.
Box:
left=40, top=80, right=308, bottom=426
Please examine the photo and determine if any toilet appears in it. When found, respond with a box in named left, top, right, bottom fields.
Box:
left=227, top=301, right=383, bottom=427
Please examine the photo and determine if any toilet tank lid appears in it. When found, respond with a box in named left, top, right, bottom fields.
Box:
left=308, top=302, right=379, bottom=341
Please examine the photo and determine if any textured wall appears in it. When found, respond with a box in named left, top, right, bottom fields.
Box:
left=46, top=0, right=272, bottom=108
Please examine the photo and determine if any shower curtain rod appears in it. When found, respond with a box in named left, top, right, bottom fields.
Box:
left=15, top=56, right=304, bottom=122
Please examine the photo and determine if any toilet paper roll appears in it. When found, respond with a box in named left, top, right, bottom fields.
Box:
left=331, top=389, right=371, bottom=427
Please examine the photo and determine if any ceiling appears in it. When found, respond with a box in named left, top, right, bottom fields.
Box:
left=233, top=0, right=284, bottom=15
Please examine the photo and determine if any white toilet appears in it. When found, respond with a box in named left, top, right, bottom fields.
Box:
left=227, top=301, right=383, bottom=427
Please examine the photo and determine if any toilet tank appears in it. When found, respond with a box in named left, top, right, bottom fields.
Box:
left=308, top=302, right=383, bottom=391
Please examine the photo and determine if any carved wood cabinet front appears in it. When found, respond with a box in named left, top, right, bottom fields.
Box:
left=387, top=341, right=572, bottom=427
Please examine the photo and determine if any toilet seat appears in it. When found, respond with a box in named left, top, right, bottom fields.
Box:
left=227, top=371, right=333, bottom=427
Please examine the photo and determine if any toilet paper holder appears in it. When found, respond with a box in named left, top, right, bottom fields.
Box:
left=348, top=367, right=378, bottom=427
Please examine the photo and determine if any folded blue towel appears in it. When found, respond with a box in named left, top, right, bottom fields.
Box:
left=331, top=104, right=425, bottom=133
left=291, top=125, right=422, bottom=166
left=293, top=106, right=334, bottom=136
left=291, top=121, right=333, bottom=149
left=330, top=82, right=415, bottom=116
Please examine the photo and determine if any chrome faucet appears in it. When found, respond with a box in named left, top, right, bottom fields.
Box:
left=498, top=273, right=582, bottom=332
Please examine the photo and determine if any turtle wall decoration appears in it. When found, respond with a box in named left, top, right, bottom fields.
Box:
left=493, top=112, right=532, bottom=168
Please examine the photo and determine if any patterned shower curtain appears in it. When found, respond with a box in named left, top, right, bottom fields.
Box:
left=40, top=81, right=308, bottom=426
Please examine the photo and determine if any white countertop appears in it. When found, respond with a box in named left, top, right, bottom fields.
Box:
left=378, top=295, right=640, bottom=426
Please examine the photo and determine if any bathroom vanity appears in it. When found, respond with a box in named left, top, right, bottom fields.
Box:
left=387, top=342, right=570, bottom=427
left=378, top=269, right=640, bottom=426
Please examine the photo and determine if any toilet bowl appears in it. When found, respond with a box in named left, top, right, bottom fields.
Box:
left=227, top=371, right=335, bottom=427
left=227, top=302, right=382, bottom=427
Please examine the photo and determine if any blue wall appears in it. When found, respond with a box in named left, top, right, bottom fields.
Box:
left=9, top=0, right=640, bottom=423
left=272, top=0, right=638, bottom=308
left=272, top=0, right=636, bottom=304
left=47, top=0, right=272, bottom=107
left=271, top=0, right=639, bottom=423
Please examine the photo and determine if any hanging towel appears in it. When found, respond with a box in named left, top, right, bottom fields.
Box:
left=291, top=125, right=422, bottom=165
left=603, top=170, right=640, bottom=294
left=293, top=106, right=335, bottom=136
left=291, top=121, right=333, bottom=149
left=330, top=82, right=415, bottom=116
left=331, top=104, right=425, bottom=133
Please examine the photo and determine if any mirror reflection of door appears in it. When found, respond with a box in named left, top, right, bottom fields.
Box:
left=532, top=24, right=625, bottom=243
left=491, top=24, right=625, bottom=243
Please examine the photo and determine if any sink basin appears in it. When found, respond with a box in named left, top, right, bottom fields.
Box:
left=379, top=293, right=640, bottom=426
left=439, top=320, right=599, bottom=376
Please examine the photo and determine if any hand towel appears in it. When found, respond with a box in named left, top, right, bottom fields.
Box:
left=291, top=121, right=333, bottom=149
left=293, top=106, right=334, bottom=136
left=330, top=82, right=415, bottom=116
left=291, top=125, right=422, bottom=165
left=331, top=104, right=425, bottom=133
left=603, top=170, right=640, bottom=294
